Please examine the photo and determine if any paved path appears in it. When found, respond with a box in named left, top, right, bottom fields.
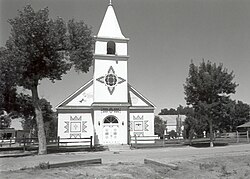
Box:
left=0, top=144, right=250, bottom=172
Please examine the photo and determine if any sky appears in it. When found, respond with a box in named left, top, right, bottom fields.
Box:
left=0, top=0, right=250, bottom=114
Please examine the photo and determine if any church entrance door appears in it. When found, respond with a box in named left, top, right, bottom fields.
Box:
left=103, top=116, right=119, bottom=144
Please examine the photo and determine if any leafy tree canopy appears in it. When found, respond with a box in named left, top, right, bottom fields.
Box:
left=217, top=99, right=250, bottom=132
left=159, top=105, right=193, bottom=115
left=6, top=5, right=93, bottom=89
left=184, top=60, right=238, bottom=107
left=0, top=47, right=21, bottom=113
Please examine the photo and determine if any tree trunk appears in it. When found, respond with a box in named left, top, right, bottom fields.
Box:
left=31, top=85, right=47, bottom=155
left=188, top=129, right=194, bottom=146
left=209, top=119, right=214, bottom=147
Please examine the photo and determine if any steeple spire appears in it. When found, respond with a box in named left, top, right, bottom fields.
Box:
left=97, top=0, right=125, bottom=39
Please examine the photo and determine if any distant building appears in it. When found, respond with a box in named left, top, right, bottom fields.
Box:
left=237, top=121, right=250, bottom=132
left=0, top=114, right=29, bottom=139
left=0, top=128, right=29, bottom=139
left=159, top=115, right=186, bottom=137
left=10, top=118, right=23, bottom=130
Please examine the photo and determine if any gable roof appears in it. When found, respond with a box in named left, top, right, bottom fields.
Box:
left=128, top=84, right=155, bottom=108
left=56, top=80, right=93, bottom=108
left=56, top=80, right=155, bottom=109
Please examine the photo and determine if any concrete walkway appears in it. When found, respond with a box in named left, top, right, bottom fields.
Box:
left=0, top=144, right=250, bottom=172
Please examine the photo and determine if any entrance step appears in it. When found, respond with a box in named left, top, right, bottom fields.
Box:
left=107, top=144, right=131, bottom=152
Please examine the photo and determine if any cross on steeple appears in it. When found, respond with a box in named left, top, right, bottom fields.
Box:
left=109, top=0, right=112, bottom=6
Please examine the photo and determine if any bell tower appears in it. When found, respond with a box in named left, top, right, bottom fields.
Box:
left=93, top=2, right=129, bottom=103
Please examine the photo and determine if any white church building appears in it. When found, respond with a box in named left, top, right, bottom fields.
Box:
left=56, top=2, right=156, bottom=145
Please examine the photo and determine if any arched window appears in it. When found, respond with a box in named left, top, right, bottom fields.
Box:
left=107, top=41, right=116, bottom=55
left=104, top=115, right=118, bottom=123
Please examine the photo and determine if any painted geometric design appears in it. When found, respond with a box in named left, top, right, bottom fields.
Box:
left=144, top=120, right=149, bottom=131
left=64, top=121, right=69, bottom=133
left=70, top=133, right=81, bottom=138
left=70, top=122, right=81, bottom=132
left=133, top=115, right=143, bottom=120
left=79, top=93, right=88, bottom=103
left=117, top=77, right=126, bottom=84
left=96, top=66, right=126, bottom=95
left=134, top=132, right=144, bottom=137
left=70, top=116, right=82, bottom=121
left=134, top=121, right=143, bottom=131
left=82, top=121, right=87, bottom=132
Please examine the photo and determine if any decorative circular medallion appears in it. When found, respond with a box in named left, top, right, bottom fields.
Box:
left=105, top=74, right=117, bottom=86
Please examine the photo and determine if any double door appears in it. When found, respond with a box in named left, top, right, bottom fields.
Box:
left=103, top=125, right=119, bottom=144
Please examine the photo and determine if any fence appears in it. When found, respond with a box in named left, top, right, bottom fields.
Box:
left=0, top=138, right=16, bottom=147
left=131, top=131, right=250, bottom=148
left=130, top=135, right=184, bottom=148
left=57, top=136, right=93, bottom=149
left=0, top=136, right=93, bottom=151
left=236, top=131, right=249, bottom=143
left=213, top=131, right=249, bottom=144
left=131, top=135, right=158, bottom=143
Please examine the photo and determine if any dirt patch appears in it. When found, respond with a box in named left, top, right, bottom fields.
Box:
left=1, top=154, right=250, bottom=179
left=168, top=155, right=250, bottom=179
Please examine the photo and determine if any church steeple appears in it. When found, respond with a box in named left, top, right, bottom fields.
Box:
left=97, top=1, right=125, bottom=39
left=93, top=2, right=129, bottom=103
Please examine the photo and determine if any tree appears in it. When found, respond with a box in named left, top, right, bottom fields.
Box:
left=17, top=94, right=57, bottom=138
left=233, top=101, right=250, bottom=125
left=0, top=110, right=11, bottom=129
left=0, top=47, right=57, bottom=135
left=0, top=47, right=23, bottom=128
left=159, top=105, right=193, bottom=115
left=177, top=105, right=194, bottom=115
left=218, top=99, right=250, bottom=132
left=184, top=60, right=238, bottom=147
left=154, top=116, right=166, bottom=138
left=159, top=108, right=178, bottom=115
left=5, top=5, right=93, bottom=154
left=169, top=130, right=177, bottom=139
left=182, top=107, right=208, bottom=145
left=0, top=47, right=21, bottom=113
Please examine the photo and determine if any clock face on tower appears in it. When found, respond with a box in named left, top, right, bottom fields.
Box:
left=96, top=66, right=126, bottom=95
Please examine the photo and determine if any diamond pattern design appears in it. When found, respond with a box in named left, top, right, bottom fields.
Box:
left=96, top=66, right=126, bottom=95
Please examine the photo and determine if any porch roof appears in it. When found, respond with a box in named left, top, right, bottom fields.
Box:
left=237, top=121, right=250, bottom=128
